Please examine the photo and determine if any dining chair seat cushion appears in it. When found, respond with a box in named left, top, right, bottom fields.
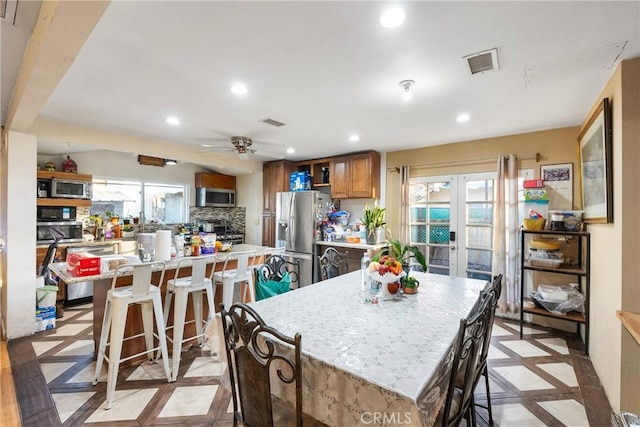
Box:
left=255, top=270, right=291, bottom=301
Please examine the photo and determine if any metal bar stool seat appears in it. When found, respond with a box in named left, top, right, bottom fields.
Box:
left=159, top=255, right=217, bottom=381
left=213, top=250, right=257, bottom=309
left=93, top=261, right=171, bottom=410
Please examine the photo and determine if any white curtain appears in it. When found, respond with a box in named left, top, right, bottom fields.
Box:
left=492, top=154, right=519, bottom=313
left=399, top=166, right=411, bottom=244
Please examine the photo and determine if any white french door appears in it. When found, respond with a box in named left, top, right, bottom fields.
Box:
left=409, top=173, right=496, bottom=281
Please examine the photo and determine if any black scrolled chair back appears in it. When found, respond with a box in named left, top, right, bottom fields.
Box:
left=257, top=254, right=300, bottom=289
left=318, top=247, right=349, bottom=280
left=220, top=303, right=302, bottom=427
left=442, top=299, right=492, bottom=426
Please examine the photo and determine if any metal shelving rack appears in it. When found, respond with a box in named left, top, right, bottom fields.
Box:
left=519, top=229, right=591, bottom=353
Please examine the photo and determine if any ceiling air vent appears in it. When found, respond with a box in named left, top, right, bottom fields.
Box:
left=260, top=118, right=286, bottom=127
left=463, top=48, right=500, bottom=75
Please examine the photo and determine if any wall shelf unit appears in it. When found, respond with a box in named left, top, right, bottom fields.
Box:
left=519, top=229, right=591, bottom=353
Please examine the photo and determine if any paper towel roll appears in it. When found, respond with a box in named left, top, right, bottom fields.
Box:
left=155, top=230, right=172, bottom=261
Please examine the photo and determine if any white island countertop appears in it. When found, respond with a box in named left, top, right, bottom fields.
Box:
left=316, top=240, right=386, bottom=251
left=49, top=243, right=271, bottom=284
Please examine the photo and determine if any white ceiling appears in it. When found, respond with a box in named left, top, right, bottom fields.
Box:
left=11, top=2, right=640, bottom=163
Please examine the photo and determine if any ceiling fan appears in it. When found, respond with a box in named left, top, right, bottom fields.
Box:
left=200, top=135, right=279, bottom=160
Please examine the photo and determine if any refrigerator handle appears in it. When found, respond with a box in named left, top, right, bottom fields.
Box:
left=289, top=193, right=295, bottom=248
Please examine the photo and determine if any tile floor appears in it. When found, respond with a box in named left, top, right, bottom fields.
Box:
left=10, top=303, right=611, bottom=426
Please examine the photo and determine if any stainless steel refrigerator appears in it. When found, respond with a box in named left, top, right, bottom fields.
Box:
left=276, top=191, right=329, bottom=286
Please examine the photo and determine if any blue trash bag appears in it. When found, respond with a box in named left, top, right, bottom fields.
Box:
left=256, top=270, right=291, bottom=301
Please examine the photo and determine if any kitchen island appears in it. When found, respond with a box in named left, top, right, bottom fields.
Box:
left=49, top=244, right=271, bottom=362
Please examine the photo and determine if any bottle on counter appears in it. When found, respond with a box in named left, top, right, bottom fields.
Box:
left=360, top=252, right=370, bottom=301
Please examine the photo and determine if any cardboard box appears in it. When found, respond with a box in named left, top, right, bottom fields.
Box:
left=289, top=171, right=311, bottom=191
left=66, top=252, right=101, bottom=277
left=35, top=306, right=56, bottom=332
left=523, top=179, right=544, bottom=189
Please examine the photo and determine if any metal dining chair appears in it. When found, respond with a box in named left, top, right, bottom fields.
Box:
left=220, top=302, right=303, bottom=427
left=317, top=247, right=349, bottom=280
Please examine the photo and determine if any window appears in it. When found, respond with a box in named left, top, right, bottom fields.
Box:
left=92, top=179, right=187, bottom=223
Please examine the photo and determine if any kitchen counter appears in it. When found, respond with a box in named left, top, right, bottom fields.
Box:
left=48, top=243, right=273, bottom=363
left=37, top=239, right=123, bottom=249
left=49, top=243, right=269, bottom=284
left=316, top=240, right=387, bottom=251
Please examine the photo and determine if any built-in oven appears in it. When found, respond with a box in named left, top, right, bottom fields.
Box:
left=50, top=179, right=92, bottom=199
left=37, top=206, right=77, bottom=222
left=37, top=222, right=84, bottom=244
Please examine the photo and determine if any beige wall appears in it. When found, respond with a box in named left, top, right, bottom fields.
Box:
left=237, top=172, right=264, bottom=245
left=583, top=57, right=640, bottom=413
left=385, top=127, right=580, bottom=236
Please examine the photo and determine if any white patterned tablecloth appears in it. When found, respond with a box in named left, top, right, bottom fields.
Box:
left=241, top=271, right=487, bottom=427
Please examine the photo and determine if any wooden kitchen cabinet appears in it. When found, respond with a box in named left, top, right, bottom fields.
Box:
left=330, top=151, right=380, bottom=199
left=195, top=172, right=236, bottom=190
left=262, top=160, right=296, bottom=246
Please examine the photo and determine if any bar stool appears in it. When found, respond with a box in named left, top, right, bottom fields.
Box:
left=213, top=250, right=257, bottom=309
left=160, top=255, right=217, bottom=381
left=93, top=261, right=170, bottom=409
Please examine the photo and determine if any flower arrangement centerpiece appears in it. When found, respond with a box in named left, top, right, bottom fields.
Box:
left=369, top=255, right=406, bottom=299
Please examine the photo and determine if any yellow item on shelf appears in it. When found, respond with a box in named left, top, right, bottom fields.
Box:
left=530, top=240, right=560, bottom=251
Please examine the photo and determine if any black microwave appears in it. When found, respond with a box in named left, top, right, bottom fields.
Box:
left=195, top=187, right=236, bottom=207
left=37, top=206, right=77, bottom=221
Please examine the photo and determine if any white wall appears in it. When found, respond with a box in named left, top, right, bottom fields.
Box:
left=2, top=131, right=38, bottom=338
left=236, top=171, right=263, bottom=245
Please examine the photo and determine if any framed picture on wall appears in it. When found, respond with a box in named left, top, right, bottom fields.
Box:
left=578, top=97, right=613, bottom=223
left=540, top=163, right=573, bottom=210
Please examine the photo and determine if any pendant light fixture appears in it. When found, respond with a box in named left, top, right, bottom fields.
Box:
left=399, top=80, right=415, bottom=101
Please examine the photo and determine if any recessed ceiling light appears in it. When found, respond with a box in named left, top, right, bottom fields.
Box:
left=456, top=113, right=471, bottom=123
left=166, top=116, right=180, bottom=125
left=230, top=83, right=248, bottom=95
left=380, top=8, right=405, bottom=28
left=286, top=148, right=295, bottom=154
left=349, top=135, right=360, bottom=142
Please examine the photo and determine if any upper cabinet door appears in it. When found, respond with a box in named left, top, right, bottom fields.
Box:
left=330, top=157, right=349, bottom=199
left=349, top=153, right=374, bottom=198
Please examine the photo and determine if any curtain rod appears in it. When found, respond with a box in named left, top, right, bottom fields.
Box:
left=387, top=152, right=541, bottom=173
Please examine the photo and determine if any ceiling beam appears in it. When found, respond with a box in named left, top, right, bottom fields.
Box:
left=5, top=0, right=110, bottom=132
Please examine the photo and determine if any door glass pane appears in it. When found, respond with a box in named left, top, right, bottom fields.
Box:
left=468, top=203, right=493, bottom=225
left=466, top=179, right=493, bottom=201
left=429, top=247, right=450, bottom=268
left=466, top=226, right=492, bottom=249
left=467, top=249, right=492, bottom=272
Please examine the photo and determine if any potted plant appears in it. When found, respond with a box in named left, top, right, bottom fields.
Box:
left=401, top=275, right=420, bottom=294
left=104, top=211, right=120, bottom=224
left=361, top=201, right=388, bottom=244
left=378, top=239, right=427, bottom=273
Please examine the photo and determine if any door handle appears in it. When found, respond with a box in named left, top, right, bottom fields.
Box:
left=450, top=245, right=456, bottom=251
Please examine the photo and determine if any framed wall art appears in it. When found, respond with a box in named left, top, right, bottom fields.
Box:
left=541, top=163, right=573, bottom=210
left=578, top=97, right=613, bottom=223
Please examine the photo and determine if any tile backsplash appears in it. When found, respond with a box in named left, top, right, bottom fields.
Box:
left=190, top=207, right=246, bottom=234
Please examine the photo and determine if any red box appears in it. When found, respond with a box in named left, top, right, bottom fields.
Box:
left=523, top=179, right=544, bottom=189
left=66, top=252, right=101, bottom=277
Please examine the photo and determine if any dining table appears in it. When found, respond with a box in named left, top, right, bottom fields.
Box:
left=210, top=270, right=488, bottom=427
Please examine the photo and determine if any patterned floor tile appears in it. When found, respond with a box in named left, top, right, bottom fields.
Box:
left=53, top=339, right=94, bottom=357
left=492, top=403, right=546, bottom=426
left=67, top=362, right=107, bottom=383
left=32, top=340, right=63, bottom=356
left=184, top=356, right=226, bottom=377
left=50, top=322, right=92, bottom=337
left=536, top=337, right=570, bottom=355
left=51, top=391, right=95, bottom=423
left=503, top=322, right=547, bottom=335
left=538, top=399, right=589, bottom=426
left=501, top=340, right=551, bottom=358
left=126, top=360, right=173, bottom=381
left=85, top=388, right=159, bottom=422
left=490, top=324, right=512, bottom=336
left=493, top=366, right=555, bottom=391
left=537, top=362, right=579, bottom=387
left=40, top=361, right=76, bottom=384
left=158, top=385, right=219, bottom=417
left=487, top=345, right=510, bottom=360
